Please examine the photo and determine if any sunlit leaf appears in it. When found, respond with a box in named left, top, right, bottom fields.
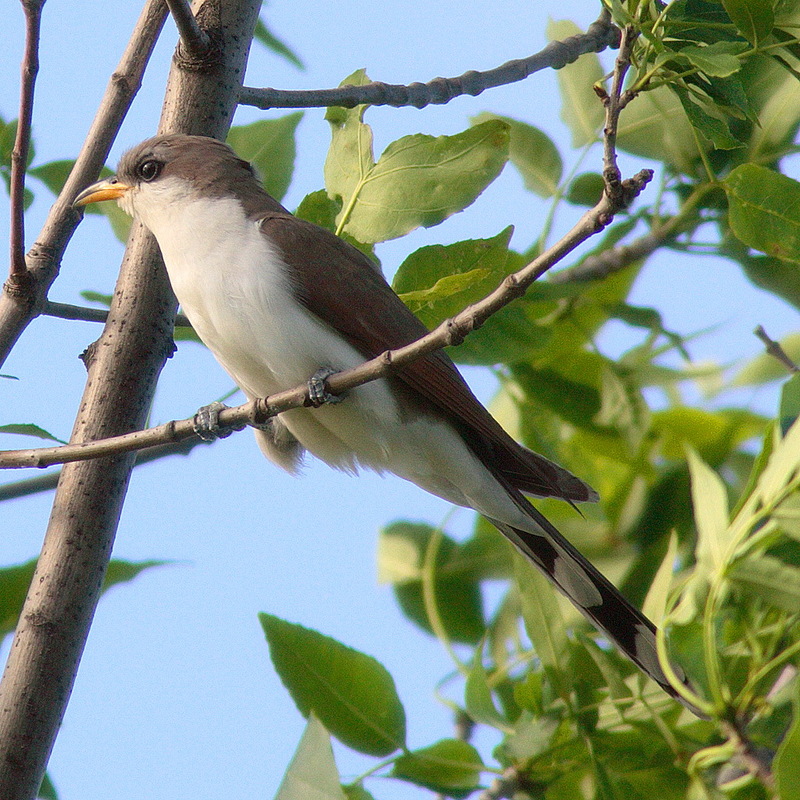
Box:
left=329, top=117, right=509, bottom=244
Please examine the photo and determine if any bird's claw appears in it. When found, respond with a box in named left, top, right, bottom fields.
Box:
left=307, top=367, right=344, bottom=407
left=193, top=401, right=243, bottom=441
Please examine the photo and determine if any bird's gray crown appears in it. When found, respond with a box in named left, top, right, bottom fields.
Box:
left=117, top=134, right=278, bottom=214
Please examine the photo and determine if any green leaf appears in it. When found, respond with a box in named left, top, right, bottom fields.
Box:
left=511, top=363, right=602, bottom=431
left=752, top=416, right=800, bottom=509
left=259, top=613, right=406, bottom=756
left=393, top=227, right=515, bottom=329
left=102, top=559, right=167, bottom=591
left=274, top=715, right=346, bottom=800
left=687, top=448, right=729, bottom=574
left=331, top=119, right=509, bottom=244
left=780, top=373, right=800, bottom=434
left=729, top=556, right=800, bottom=613
left=37, top=773, right=58, bottom=800
left=674, top=86, right=742, bottom=150
left=464, top=640, right=512, bottom=731
left=377, top=522, right=485, bottom=644
left=617, top=86, right=701, bottom=173
left=227, top=113, right=303, bottom=201
left=253, top=17, right=304, bottom=70
left=342, top=785, right=375, bottom=800
left=722, top=0, right=774, bottom=45
left=451, top=302, right=551, bottom=366
left=0, top=558, right=166, bottom=638
left=566, top=172, right=604, bottom=206
left=29, top=159, right=75, bottom=194
left=738, top=253, right=800, bottom=310
left=775, top=678, right=800, bottom=800
left=676, top=43, right=744, bottom=78
left=642, top=533, right=679, bottom=627
left=725, top=164, right=800, bottom=264
left=80, top=290, right=113, bottom=306
left=392, top=739, right=484, bottom=798
left=472, top=112, right=562, bottom=197
left=514, top=551, right=571, bottom=700
left=0, top=423, right=65, bottom=444
left=295, top=190, right=341, bottom=232
left=548, top=19, right=604, bottom=147
left=324, top=69, right=376, bottom=219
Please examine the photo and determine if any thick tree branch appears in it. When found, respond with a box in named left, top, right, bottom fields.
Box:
left=0, top=2, right=262, bottom=797
left=0, top=168, right=653, bottom=471
left=8, top=0, right=44, bottom=282
left=239, top=10, right=619, bottom=110
left=0, top=0, right=168, bottom=368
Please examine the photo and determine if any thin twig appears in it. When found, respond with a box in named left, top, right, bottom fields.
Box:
left=0, top=168, right=654, bottom=471
left=239, top=10, right=620, bottom=110
left=164, top=0, right=212, bottom=58
left=755, top=326, right=800, bottom=374
left=42, top=300, right=192, bottom=328
left=599, top=25, right=639, bottom=209
left=8, top=0, right=44, bottom=281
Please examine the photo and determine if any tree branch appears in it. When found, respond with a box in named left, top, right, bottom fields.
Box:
left=8, top=0, right=44, bottom=283
left=0, top=0, right=168, bottom=368
left=0, top=168, right=653, bottom=471
left=239, top=10, right=619, bottom=110
left=165, top=0, right=211, bottom=58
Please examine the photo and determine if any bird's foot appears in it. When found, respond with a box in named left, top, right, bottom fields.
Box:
left=307, top=367, right=344, bottom=407
left=193, top=401, right=244, bottom=441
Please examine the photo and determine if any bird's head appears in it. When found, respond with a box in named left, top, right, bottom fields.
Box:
left=74, top=134, right=264, bottom=229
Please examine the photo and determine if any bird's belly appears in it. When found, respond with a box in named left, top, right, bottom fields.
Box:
left=181, top=283, right=407, bottom=473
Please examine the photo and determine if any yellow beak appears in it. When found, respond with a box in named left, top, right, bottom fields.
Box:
left=73, top=177, right=132, bottom=207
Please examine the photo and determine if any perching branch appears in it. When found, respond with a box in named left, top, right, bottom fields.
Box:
left=8, top=0, right=44, bottom=282
left=0, top=0, right=168, bottom=368
left=239, top=9, right=619, bottom=110
left=0, top=167, right=653, bottom=471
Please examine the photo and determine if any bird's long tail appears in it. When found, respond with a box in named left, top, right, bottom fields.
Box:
left=484, top=483, right=700, bottom=715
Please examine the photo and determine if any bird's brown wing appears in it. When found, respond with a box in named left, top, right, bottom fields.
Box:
left=259, top=212, right=596, bottom=503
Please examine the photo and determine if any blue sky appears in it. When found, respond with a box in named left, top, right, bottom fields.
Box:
left=1, top=1, right=797, bottom=798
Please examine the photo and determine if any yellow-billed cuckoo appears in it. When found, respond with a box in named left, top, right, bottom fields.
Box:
left=75, top=134, right=692, bottom=709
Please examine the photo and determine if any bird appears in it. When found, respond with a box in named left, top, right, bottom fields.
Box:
left=74, top=133, right=692, bottom=711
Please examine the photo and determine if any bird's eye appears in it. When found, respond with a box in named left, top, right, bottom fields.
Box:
left=137, top=159, right=162, bottom=182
